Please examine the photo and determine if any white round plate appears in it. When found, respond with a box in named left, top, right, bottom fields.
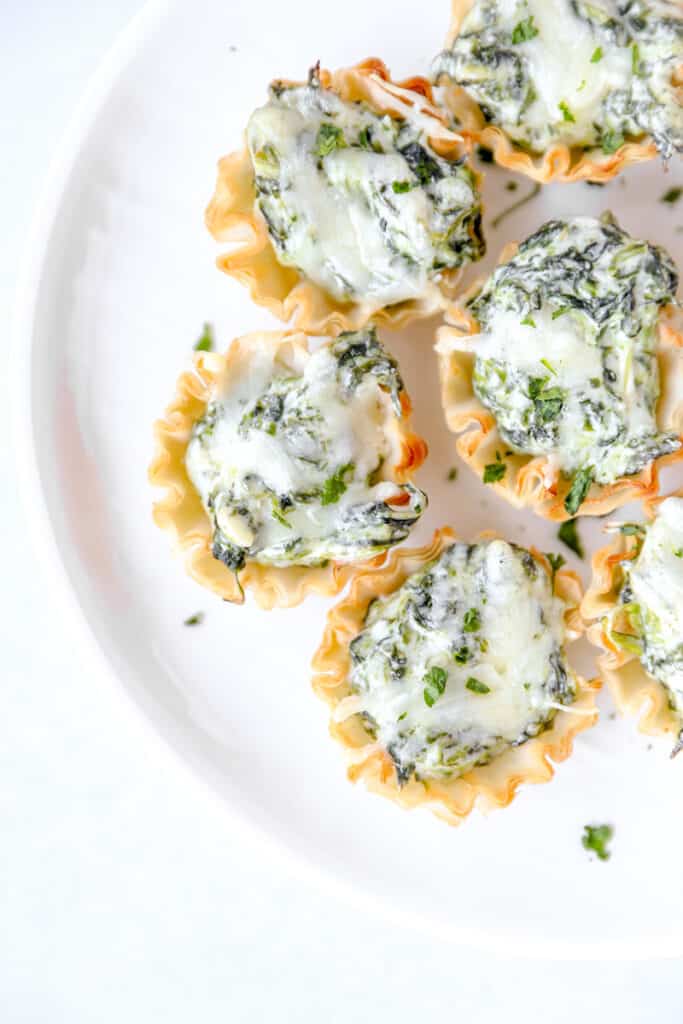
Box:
left=14, top=0, right=683, bottom=959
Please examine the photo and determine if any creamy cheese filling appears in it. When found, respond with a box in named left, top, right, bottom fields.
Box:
left=441, top=215, right=679, bottom=507
left=433, top=0, right=683, bottom=157
left=185, top=329, right=427, bottom=571
left=618, top=497, right=683, bottom=723
left=348, top=539, right=575, bottom=782
left=246, top=67, right=484, bottom=306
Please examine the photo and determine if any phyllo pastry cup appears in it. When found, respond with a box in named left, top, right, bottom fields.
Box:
left=150, top=327, right=428, bottom=609
left=433, top=0, right=682, bottom=183
left=437, top=217, right=683, bottom=522
left=205, top=58, right=485, bottom=334
left=312, top=527, right=597, bottom=825
left=583, top=490, right=683, bottom=752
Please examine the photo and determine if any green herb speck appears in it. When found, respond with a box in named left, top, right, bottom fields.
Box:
left=483, top=461, right=507, bottom=484
left=582, top=824, right=613, bottom=861
left=314, top=122, right=346, bottom=158
left=558, top=518, right=584, bottom=559
left=184, top=612, right=204, bottom=626
left=564, top=467, right=593, bottom=516
left=558, top=100, right=575, bottom=123
left=511, top=15, right=539, bottom=44
left=466, top=677, right=491, bottom=695
left=661, top=187, right=683, bottom=205
left=463, top=608, right=481, bottom=633
left=321, top=463, right=354, bottom=505
left=591, top=47, right=603, bottom=63
left=546, top=552, right=566, bottom=582
left=423, top=666, right=448, bottom=707
left=194, top=323, right=214, bottom=352
left=601, top=130, right=625, bottom=154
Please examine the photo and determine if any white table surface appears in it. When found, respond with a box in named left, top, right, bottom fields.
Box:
left=3, top=2, right=683, bottom=1020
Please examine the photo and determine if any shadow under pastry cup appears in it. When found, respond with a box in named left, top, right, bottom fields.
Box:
left=436, top=225, right=683, bottom=522
left=205, top=58, right=484, bottom=334
left=582, top=489, right=683, bottom=750
left=433, top=0, right=681, bottom=184
left=312, top=527, right=598, bottom=826
left=149, top=329, right=428, bottom=610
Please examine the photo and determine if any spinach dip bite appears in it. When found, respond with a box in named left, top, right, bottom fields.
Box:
left=205, top=59, right=485, bottom=333
left=150, top=327, right=428, bottom=609
left=433, top=0, right=683, bottom=181
left=437, top=215, right=683, bottom=521
left=313, top=529, right=596, bottom=824
left=584, top=493, right=683, bottom=752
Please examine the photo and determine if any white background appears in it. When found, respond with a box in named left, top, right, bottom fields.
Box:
left=3, top=2, right=683, bottom=1020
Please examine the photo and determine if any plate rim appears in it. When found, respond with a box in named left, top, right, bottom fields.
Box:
left=10, top=0, right=683, bottom=962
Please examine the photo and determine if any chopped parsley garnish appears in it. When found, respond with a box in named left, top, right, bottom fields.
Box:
left=540, top=359, right=556, bottom=376
left=582, top=824, right=614, bottom=861
left=184, top=612, right=204, bottom=626
left=557, top=518, right=584, bottom=558
left=314, top=122, right=346, bottom=157
left=661, top=187, right=683, bottom=205
left=320, top=462, right=354, bottom=505
left=521, top=314, right=536, bottom=328
left=453, top=646, right=471, bottom=664
left=483, top=461, right=507, bottom=484
left=463, top=608, right=481, bottom=633
left=601, top=130, right=625, bottom=155
left=610, top=630, right=642, bottom=654
left=194, top=323, right=214, bottom=352
left=551, top=306, right=571, bottom=320
left=675, top=548, right=683, bottom=558
left=631, top=43, right=641, bottom=75
left=466, top=677, right=491, bottom=694
left=546, top=552, right=566, bottom=582
left=447, top=467, right=458, bottom=482
left=271, top=503, right=292, bottom=529
left=511, top=15, right=538, bottom=44
left=558, top=101, right=575, bottom=123
left=423, top=666, right=448, bottom=707
left=590, top=46, right=603, bottom=63
left=564, top=467, right=593, bottom=516
left=392, top=180, right=413, bottom=194
left=529, top=377, right=564, bottom=422
left=619, top=523, right=645, bottom=536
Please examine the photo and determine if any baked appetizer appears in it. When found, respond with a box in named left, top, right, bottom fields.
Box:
left=432, top=0, right=683, bottom=182
left=206, top=59, right=485, bottom=333
left=150, top=327, right=428, bottom=609
left=583, top=492, right=683, bottom=752
left=312, top=528, right=597, bottom=824
left=437, top=215, right=683, bottom=520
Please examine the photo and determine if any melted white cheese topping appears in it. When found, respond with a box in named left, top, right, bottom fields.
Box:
left=438, top=216, right=680, bottom=488
left=435, top=0, right=683, bottom=155
left=624, top=497, right=683, bottom=714
left=349, top=540, right=574, bottom=781
left=494, top=0, right=630, bottom=147
left=185, top=334, right=425, bottom=568
left=246, top=80, right=482, bottom=306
